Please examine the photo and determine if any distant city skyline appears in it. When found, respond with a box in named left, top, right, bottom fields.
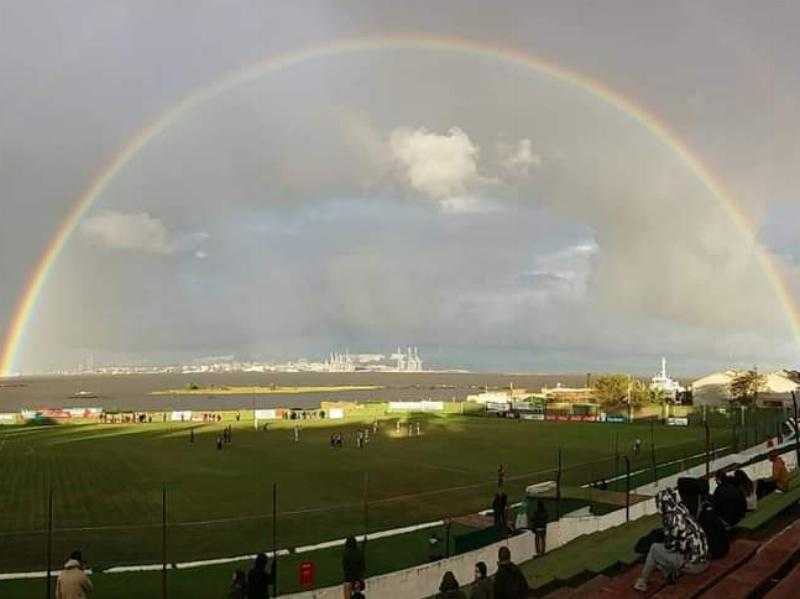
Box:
left=2, top=2, right=799, bottom=376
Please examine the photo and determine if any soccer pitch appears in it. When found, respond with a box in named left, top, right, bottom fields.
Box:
left=1, top=412, right=731, bottom=580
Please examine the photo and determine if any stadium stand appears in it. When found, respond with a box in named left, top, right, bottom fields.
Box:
left=536, top=507, right=800, bottom=599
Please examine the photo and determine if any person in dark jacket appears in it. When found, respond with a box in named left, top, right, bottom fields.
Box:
left=342, top=536, right=365, bottom=599
left=733, top=469, right=757, bottom=511
left=469, top=561, right=492, bottom=599
left=493, top=546, right=530, bottom=598
left=246, top=553, right=275, bottom=598
left=438, top=570, right=467, bottom=598
left=492, top=492, right=509, bottom=531
left=531, top=500, right=548, bottom=556
left=696, top=500, right=729, bottom=559
left=712, top=472, right=747, bottom=527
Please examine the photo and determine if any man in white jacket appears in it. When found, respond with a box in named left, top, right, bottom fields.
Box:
left=56, top=550, right=93, bottom=599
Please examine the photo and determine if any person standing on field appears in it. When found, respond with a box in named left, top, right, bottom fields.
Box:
left=532, top=500, right=548, bottom=555
left=56, top=550, right=93, bottom=599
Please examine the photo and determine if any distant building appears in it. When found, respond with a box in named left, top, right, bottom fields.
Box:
left=539, top=384, right=595, bottom=404
left=467, top=386, right=531, bottom=403
left=691, top=369, right=800, bottom=407
left=650, top=358, right=685, bottom=403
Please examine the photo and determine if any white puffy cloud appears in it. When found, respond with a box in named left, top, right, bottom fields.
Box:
left=389, top=126, right=482, bottom=201
left=81, top=211, right=174, bottom=254
left=498, top=138, right=542, bottom=176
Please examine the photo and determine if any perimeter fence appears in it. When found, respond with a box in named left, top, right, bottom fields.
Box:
left=0, top=404, right=794, bottom=596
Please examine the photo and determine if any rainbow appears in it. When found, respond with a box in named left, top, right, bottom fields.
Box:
left=2, top=33, right=798, bottom=376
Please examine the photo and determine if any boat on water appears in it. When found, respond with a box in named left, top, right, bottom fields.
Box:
left=70, top=390, right=98, bottom=399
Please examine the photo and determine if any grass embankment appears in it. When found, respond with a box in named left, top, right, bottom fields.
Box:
left=150, top=385, right=382, bottom=396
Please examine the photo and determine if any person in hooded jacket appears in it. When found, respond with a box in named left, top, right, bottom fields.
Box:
left=56, top=550, right=93, bottom=599
left=438, top=571, right=467, bottom=598
left=493, top=546, right=530, bottom=598
left=246, top=553, right=275, bottom=598
left=634, top=488, right=709, bottom=592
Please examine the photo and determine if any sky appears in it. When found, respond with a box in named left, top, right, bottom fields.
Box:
left=1, top=1, right=800, bottom=375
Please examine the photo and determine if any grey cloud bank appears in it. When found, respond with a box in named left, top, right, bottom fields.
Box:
left=2, top=1, right=799, bottom=374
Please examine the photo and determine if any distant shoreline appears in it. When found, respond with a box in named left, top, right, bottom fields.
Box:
left=149, top=384, right=383, bottom=396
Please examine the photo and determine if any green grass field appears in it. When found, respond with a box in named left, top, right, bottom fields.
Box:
left=0, top=410, right=738, bottom=595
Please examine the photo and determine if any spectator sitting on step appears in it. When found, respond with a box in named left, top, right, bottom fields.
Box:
left=733, top=469, right=757, bottom=511
left=756, top=450, right=791, bottom=498
left=711, top=471, right=747, bottom=528
left=696, top=497, right=730, bottom=560
left=634, top=488, right=709, bottom=592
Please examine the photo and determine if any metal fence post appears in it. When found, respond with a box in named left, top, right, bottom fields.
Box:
left=161, top=484, right=167, bottom=599
left=46, top=487, right=53, bottom=599
left=272, top=482, right=278, bottom=597
left=363, top=472, right=369, bottom=567
left=624, top=456, right=631, bottom=522
left=556, top=448, right=562, bottom=519
left=704, top=423, right=711, bottom=478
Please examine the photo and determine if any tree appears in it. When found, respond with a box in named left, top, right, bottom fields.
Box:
left=649, top=386, right=667, bottom=406
left=728, top=369, right=767, bottom=405
left=594, top=375, right=648, bottom=408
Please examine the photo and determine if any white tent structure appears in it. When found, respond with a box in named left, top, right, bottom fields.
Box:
left=691, top=369, right=800, bottom=407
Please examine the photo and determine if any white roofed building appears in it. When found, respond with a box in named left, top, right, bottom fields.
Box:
left=691, top=369, right=799, bottom=407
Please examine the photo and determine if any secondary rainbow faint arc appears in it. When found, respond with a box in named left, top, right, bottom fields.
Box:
left=2, top=33, right=798, bottom=376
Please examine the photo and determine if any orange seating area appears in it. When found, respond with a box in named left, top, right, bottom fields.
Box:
left=543, top=518, right=800, bottom=599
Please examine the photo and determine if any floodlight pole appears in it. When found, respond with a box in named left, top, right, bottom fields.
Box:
left=46, top=487, right=53, bottom=599
left=161, top=484, right=167, bottom=599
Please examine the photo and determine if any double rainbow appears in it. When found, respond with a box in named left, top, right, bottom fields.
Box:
left=2, top=33, right=798, bottom=376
